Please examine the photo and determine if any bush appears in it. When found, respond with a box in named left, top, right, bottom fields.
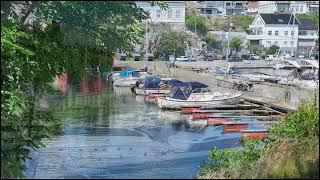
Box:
left=199, top=102, right=319, bottom=179
left=203, top=33, right=220, bottom=50
left=229, top=37, right=242, bottom=51
left=186, top=12, right=208, bottom=36
left=231, top=15, right=254, bottom=30
left=266, top=45, right=280, bottom=55
left=248, top=45, right=261, bottom=55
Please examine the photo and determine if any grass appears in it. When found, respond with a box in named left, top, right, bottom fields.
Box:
left=199, top=101, right=319, bottom=179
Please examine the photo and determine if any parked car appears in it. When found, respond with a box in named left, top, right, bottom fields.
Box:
left=144, top=53, right=154, bottom=61
left=241, top=54, right=250, bottom=60
left=133, top=52, right=141, bottom=61
left=249, top=54, right=261, bottom=60
left=176, top=56, right=189, bottom=61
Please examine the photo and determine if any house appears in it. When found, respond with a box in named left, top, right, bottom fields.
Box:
left=257, top=1, right=319, bottom=14
left=246, top=1, right=258, bottom=15
left=247, top=13, right=300, bottom=52
left=247, top=13, right=318, bottom=53
left=135, top=1, right=185, bottom=29
left=197, top=1, right=246, bottom=15
left=297, top=19, right=318, bottom=54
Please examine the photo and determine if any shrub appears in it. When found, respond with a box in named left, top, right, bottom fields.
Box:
left=186, top=12, right=208, bottom=36
left=266, top=45, right=280, bottom=55
left=229, top=37, right=242, bottom=51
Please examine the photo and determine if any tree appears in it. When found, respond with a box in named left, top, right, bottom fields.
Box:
left=203, top=33, right=220, bottom=51
left=185, top=12, right=208, bottom=36
left=154, top=31, right=189, bottom=59
left=230, top=37, right=242, bottom=51
left=266, top=45, right=280, bottom=55
left=1, top=1, right=166, bottom=178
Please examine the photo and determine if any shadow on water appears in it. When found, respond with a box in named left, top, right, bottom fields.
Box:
left=24, top=72, right=248, bottom=179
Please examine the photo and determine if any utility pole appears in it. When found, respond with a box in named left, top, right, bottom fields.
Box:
left=144, top=20, right=148, bottom=70
left=225, top=31, right=230, bottom=77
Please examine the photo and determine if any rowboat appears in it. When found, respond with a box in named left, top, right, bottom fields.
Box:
left=157, top=82, right=242, bottom=109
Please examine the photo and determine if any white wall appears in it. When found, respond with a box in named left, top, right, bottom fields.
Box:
left=261, top=25, right=299, bottom=48
left=135, top=1, right=185, bottom=25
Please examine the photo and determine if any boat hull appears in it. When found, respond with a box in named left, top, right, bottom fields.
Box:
left=113, top=78, right=139, bottom=87
left=157, top=94, right=242, bottom=109
left=134, top=87, right=172, bottom=95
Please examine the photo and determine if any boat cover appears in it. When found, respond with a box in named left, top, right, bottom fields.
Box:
left=143, top=76, right=162, bottom=88
left=119, top=68, right=140, bottom=77
left=168, top=82, right=209, bottom=100
left=187, top=82, right=209, bottom=90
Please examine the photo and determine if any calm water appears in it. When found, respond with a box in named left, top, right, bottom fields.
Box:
left=24, top=74, right=266, bottom=179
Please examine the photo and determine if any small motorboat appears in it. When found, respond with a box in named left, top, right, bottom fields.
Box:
left=157, top=82, right=242, bottom=109
left=133, top=76, right=185, bottom=96
left=113, top=68, right=140, bottom=87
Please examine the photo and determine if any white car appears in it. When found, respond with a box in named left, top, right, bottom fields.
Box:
left=176, top=56, right=189, bottom=61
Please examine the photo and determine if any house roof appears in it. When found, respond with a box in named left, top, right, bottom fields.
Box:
left=298, top=19, right=318, bottom=30
left=259, top=13, right=300, bottom=25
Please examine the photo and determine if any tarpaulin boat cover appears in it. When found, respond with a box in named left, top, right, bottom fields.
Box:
left=167, top=79, right=188, bottom=87
left=167, top=81, right=209, bottom=100
left=143, top=76, right=162, bottom=88
left=187, top=82, right=209, bottom=90
left=119, top=68, right=140, bottom=78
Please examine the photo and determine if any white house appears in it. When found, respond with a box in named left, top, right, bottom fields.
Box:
left=247, top=13, right=318, bottom=53
left=135, top=1, right=185, bottom=29
left=247, top=13, right=300, bottom=52
left=257, top=1, right=319, bottom=14
left=297, top=19, right=318, bottom=54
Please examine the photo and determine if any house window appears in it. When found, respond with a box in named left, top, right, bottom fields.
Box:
left=226, top=2, right=231, bottom=6
left=284, top=41, right=287, bottom=45
left=291, top=41, right=294, bottom=45
left=291, top=31, right=295, bottom=36
left=295, top=6, right=299, bottom=12
left=268, top=31, right=272, bottom=35
left=310, top=32, right=314, bottom=36
left=284, top=31, right=288, bottom=36
left=176, top=10, right=181, bottom=18
left=168, top=10, right=172, bottom=18
left=300, top=5, right=303, bottom=12
left=275, top=31, right=279, bottom=36
left=157, top=10, right=161, bottom=18
left=275, top=41, right=278, bottom=45
left=267, top=41, right=271, bottom=45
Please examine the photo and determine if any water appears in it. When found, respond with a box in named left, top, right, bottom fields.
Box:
left=24, top=74, right=267, bottom=179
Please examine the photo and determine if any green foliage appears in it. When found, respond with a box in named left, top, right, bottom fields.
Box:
left=297, top=14, right=319, bottom=28
left=269, top=101, right=319, bottom=140
left=231, top=15, right=254, bottom=30
left=1, top=1, right=158, bottom=178
left=266, top=45, right=280, bottom=55
left=186, top=12, right=208, bottom=36
left=199, top=102, right=319, bottom=179
left=248, top=45, right=261, bottom=55
left=154, top=31, right=189, bottom=59
left=203, top=33, right=220, bottom=50
left=229, top=37, right=242, bottom=51
left=200, top=138, right=265, bottom=178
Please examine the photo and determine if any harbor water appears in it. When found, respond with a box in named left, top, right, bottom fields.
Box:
left=24, top=73, right=268, bottom=179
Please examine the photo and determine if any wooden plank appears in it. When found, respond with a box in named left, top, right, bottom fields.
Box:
left=193, top=109, right=253, bottom=113
left=208, top=115, right=280, bottom=119
left=241, top=129, right=268, bottom=133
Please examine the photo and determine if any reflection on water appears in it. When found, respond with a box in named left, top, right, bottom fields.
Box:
left=25, top=73, right=265, bottom=179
